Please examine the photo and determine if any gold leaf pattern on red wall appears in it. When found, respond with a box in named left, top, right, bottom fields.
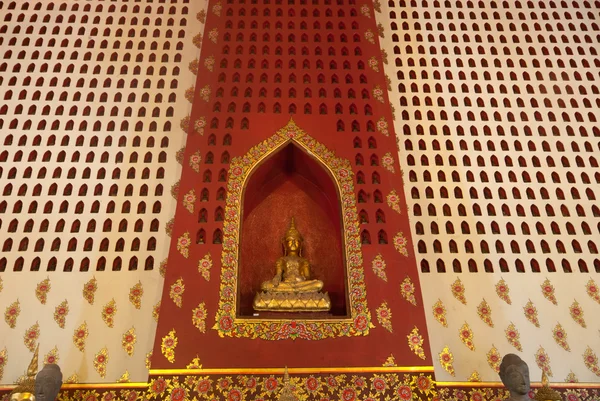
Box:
left=82, top=277, right=98, bottom=305
left=4, top=299, right=20, bottom=329
left=170, top=278, right=185, bottom=308
left=523, top=300, right=540, bottom=328
left=93, top=347, right=109, bottom=379
left=383, top=354, right=397, bottom=367
left=450, top=278, right=467, bottom=305
left=53, top=299, right=69, bottom=329
left=486, top=345, right=501, bottom=373
left=385, top=189, right=401, bottom=214
left=432, top=299, right=448, bottom=327
left=535, top=346, right=552, bottom=377
left=505, top=323, right=522, bottom=352
left=552, top=323, right=570, bottom=352
left=161, top=330, right=178, bottom=363
left=122, top=327, right=137, bottom=357
left=73, top=322, right=88, bottom=352
left=569, top=300, right=586, bottom=328
left=187, top=356, right=203, bottom=369
left=371, top=254, right=387, bottom=282
left=458, top=323, right=475, bottom=351
left=586, top=279, right=600, bottom=304
left=189, top=151, right=202, bottom=172
left=438, top=346, right=455, bottom=376
left=44, top=346, right=59, bottom=365
left=400, top=276, right=417, bottom=306
left=129, top=281, right=143, bottom=310
left=540, top=278, right=558, bottom=305
left=381, top=152, right=396, bottom=173
left=35, top=277, right=51, bottom=305
left=392, top=232, right=408, bottom=257
left=495, top=278, right=511, bottom=305
left=160, top=259, right=168, bottom=277
left=23, top=322, right=40, bottom=352
left=407, top=326, right=426, bottom=360
left=376, top=301, right=393, bottom=333
left=192, top=302, right=208, bottom=333
left=176, top=232, right=191, bottom=259
left=476, top=299, right=494, bottom=328
left=102, top=299, right=117, bottom=328
left=182, top=189, right=196, bottom=214
left=197, top=253, right=213, bottom=282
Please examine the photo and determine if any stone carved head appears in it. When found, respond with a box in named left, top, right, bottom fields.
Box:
left=34, top=364, right=63, bottom=401
left=499, top=354, right=530, bottom=396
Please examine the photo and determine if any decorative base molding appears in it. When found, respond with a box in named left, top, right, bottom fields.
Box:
left=253, top=291, right=331, bottom=312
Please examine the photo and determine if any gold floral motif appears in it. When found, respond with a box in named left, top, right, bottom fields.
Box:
left=586, top=278, right=600, bottom=304
left=385, top=190, right=401, bottom=215
left=159, top=258, right=168, bottom=277
left=122, top=327, right=137, bottom=357
left=535, top=346, right=552, bottom=377
left=438, top=346, right=455, bottom=376
left=523, top=299, right=540, bottom=327
left=468, top=371, right=481, bottom=382
left=552, top=323, right=570, bottom=351
left=373, top=0, right=382, bottom=12
left=487, top=345, right=501, bottom=373
left=432, top=299, right=448, bottom=327
left=189, top=151, right=202, bottom=172
left=208, top=28, right=219, bottom=43
left=198, top=253, right=212, bottom=281
left=565, top=371, right=578, bottom=383
left=583, top=347, right=600, bottom=377
left=180, top=115, right=190, bottom=133
left=204, top=55, right=215, bottom=72
left=213, top=119, right=372, bottom=341
left=188, top=59, right=199, bottom=75
left=0, top=347, right=6, bottom=382
left=382, top=354, right=397, bottom=367
left=372, top=85, right=384, bottom=102
left=170, top=278, right=185, bottom=308
left=381, top=152, right=395, bottom=173
left=171, top=181, right=180, bottom=200
left=367, top=56, right=379, bottom=72
left=371, top=254, right=387, bottom=282
left=176, top=147, right=186, bottom=165
left=35, top=277, right=51, bottom=304
left=53, top=299, right=69, bottom=328
left=83, top=277, right=98, bottom=305
left=117, top=370, right=130, bottom=383
left=393, top=232, right=408, bottom=256
left=495, top=278, right=511, bottom=305
left=400, top=277, right=417, bottom=306
left=407, top=327, right=426, bottom=360
left=102, top=299, right=117, bottom=328
left=161, top=330, right=178, bottom=363
left=541, top=278, right=558, bottom=305
left=177, top=232, right=191, bottom=259
left=65, top=373, right=79, bottom=384
left=377, top=22, right=384, bottom=38
left=192, top=33, right=202, bottom=48
left=194, top=117, right=207, bottom=136
left=360, top=4, right=371, bottom=17
left=0, top=276, right=3, bottom=293
left=381, top=49, right=388, bottom=64
left=569, top=300, right=586, bottom=328
left=129, top=281, right=143, bottom=310
left=364, top=29, right=375, bottom=44
left=153, top=301, right=161, bottom=323
left=450, top=278, right=467, bottom=305
left=477, top=299, right=494, bottom=328
left=146, top=351, right=153, bottom=369
left=23, top=322, right=40, bottom=352
left=458, top=322, right=475, bottom=351
left=505, top=323, right=522, bottom=351
left=4, top=299, right=20, bottom=328
left=93, top=347, right=109, bottom=379
left=166, top=218, right=175, bottom=237
left=376, top=302, right=393, bottom=333
left=200, top=85, right=211, bottom=102
left=73, top=322, right=88, bottom=352
left=184, top=86, right=195, bottom=103
left=212, top=1, right=222, bottom=16
left=187, top=356, right=203, bottom=369
left=182, top=189, right=196, bottom=214
left=192, top=302, right=208, bottom=333
left=44, top=346, right=59, bottom=365
left=197, top=9, right=207, bottom=22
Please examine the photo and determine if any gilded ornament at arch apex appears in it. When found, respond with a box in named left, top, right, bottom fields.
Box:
left=4, top=299, right=20, bottom=329
left=35, top=277, right=51, bottom=305
left=565, top=371, right=578, bottom=383
left=495, top=278, right=511, bottom=305
left=382, top=354, right=397, bottom=367
left=586, top=278, right=600, bottom=304
left=83, top=276, right=98, bottom=305
left=541, top=278, right=558, bottom=305
left=450, top=277, right=467, bottom=305
left=477, top=299, right=494, bottom=327
left=187, top=356, right=203, bottom=369
left=53, top=299, right=69, bottom=328
left=212, top=118, right=373, bottom=341
left=569, top=299, right=586, bottom=328
left=468, top=371, right=481, bottom=382
left=129, top=281, right=143, bottom=310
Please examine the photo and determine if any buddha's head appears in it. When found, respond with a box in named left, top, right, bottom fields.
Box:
left=283, top=218, right=303, bottom=255
left=499, top=354, right=530, bottom=396
left=35, top=364, right=63, bottom=401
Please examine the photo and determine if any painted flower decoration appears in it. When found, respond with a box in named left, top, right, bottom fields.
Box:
left=177, top=232, right=191, bottom=259
left=194, top=117, right=207, bottom=136
left=4, top=300, right=20, bottom=329
left=450, top=278, right=467, bottom=305
left=552, top=323, right=570, bottom=351
left=565, top=372, right=578, bottom=383
left=586, top=278, right=600, bottom=304
left=368, top=56, right=379, bottom=73
left=372, top=85, right=384, bottom=102
left=212, top=1, right=222, bottom=16
left=540, top=278, right=557, bottom=305
left=407, top=327, right=426, bottom=360
left=83, top=277, right=98, bottom=305
left=0, top=347, right=7, bottom=382
left=192, top=33, right=203, bottom=48
left=188, top=59, right=199, bottom=75
left=184, top=86, right=195, bottom=103
left=23, top=322, right=40, bottom=352
left=208, top=28, right=219, bottom=44
left=180, top=115, right=190, bottom=133
left=35, top=277, right=51, bottom=304
left=170, top=278, right=185, bottom=308
left=204, top=56, right=215, bottom=72
left=477, top=299, right=494, bottom=328
left=189, top=151, right=202, bottom=173
left=102, top=299, right=117, bottom=328
left=153, top=301, right=161, bottom=323
left=53, top=300, right=69, bottom=329
left=192, top=302, right=208, bottom=333
left=73, top=322, right=88, bottom=352
left=381, top=152, right=396, bottom=173
left=161, top=330, right=178, bottom=363
left=487, top=345, right=501, bottom=373
left=459, top=323, right=475, bottom=351
left=117, top=371, right=130, bottom=384
left=171, top=181, right=180, bottom=200
left=360, top=4, right=371, bottom=17
left=376, top=302, right=393, bottom=333
left=383, top=354, right=397, bottom=367
left=535, top=346, right=552, bottom=377
left=187, top=356, right=203, bottom=370
left=393, top=232, right=408, bottom=256
left=438, top=346, right=455, bottom=376
left=183, top=189, right=196, bottom=214
left=569, top=300, right=586, bottom=328
left=371, top=254, right=387, bottom=282
left=583, top=347, right=600, bottom=377
left=505, top=323, right=522, bottom=351
left=94, top=348, right=109, bottom=378
left=468, top=371, right=481, bottom=382
left=432, top=299, right=448, bottom=327
left=400, top=277, right=417, bottom=306
left=495, top=278, right=511, bottom=305
left=44, top=346, right=59, bottom=365
left=364, top=29, right=375, bottom=44
left=197, top=9, right=207, bottom=22
left=386, top=189, right=401, bottom=214
left=129, top=281, right=143, bottom=310
left=122, top=327, right=137, bottom=357
left=523, top=300, right=540, bottom=327
left=198, top=253, right=213, bottom=282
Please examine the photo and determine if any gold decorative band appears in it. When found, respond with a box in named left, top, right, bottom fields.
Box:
left=436, top=381, right=600, bottom=389
left=149, top=366, right=435, bottom=376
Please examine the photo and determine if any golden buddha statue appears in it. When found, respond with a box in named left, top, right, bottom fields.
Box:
left=253, top=218, right=331, bottom=312
left=10, top=345, right=39, bottom=401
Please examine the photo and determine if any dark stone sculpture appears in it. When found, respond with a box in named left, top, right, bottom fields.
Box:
left=499, top=354, right=531, bottom=401
left=34, top=364, right=63, bottom=401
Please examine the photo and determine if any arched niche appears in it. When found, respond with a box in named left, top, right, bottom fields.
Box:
left=238, top=143, right=347, bottom=317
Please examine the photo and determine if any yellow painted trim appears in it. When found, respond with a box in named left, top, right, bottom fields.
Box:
left=0, top=383, right=148, bottom=391
left=435, top=381, right=600, bottom=389
left=149, top=366, right=434, bottom=376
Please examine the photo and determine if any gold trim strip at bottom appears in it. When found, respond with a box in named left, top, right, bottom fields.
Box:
left=0, top=383, right=148, bottom=391
left=149, top=366, right=434, bottom=376
left=436, top=381, right=600, bottom=389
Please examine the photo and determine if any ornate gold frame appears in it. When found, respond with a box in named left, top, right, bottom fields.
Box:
left=212, top=119, right=374, bottom=340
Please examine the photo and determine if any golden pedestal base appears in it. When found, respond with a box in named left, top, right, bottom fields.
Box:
left=253, top=291, right=331, bottom=312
